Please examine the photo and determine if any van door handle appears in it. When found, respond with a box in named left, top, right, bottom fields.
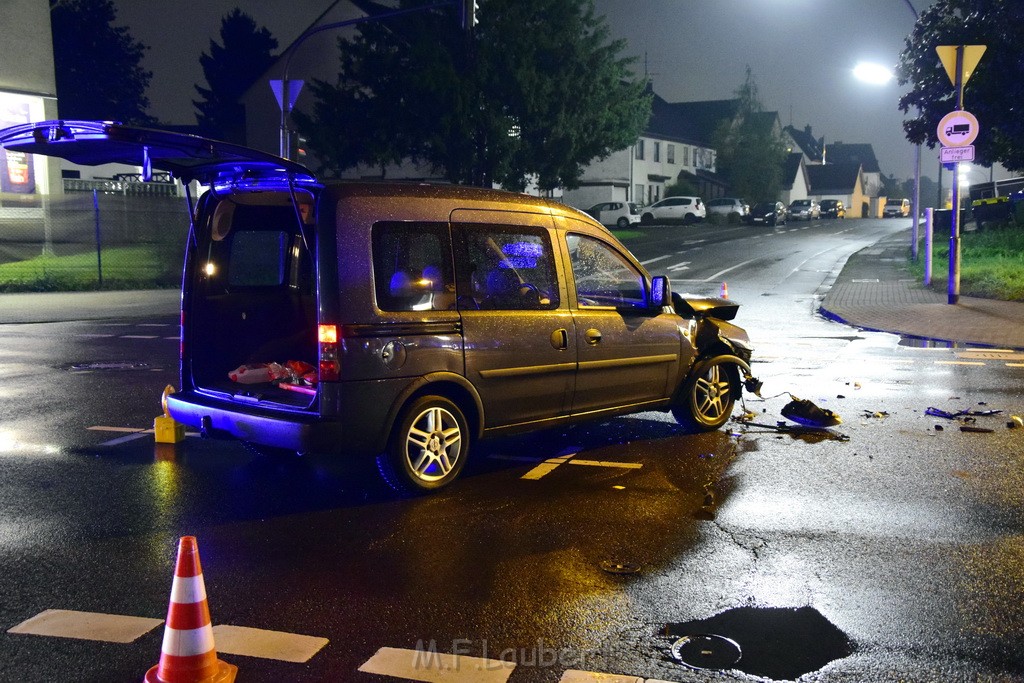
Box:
left=585, top=328, right=602, bottom=345
left=550, top=328, right=569, bottom=350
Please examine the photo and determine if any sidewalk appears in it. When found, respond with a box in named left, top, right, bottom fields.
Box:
left=819, top=228, right=1024, bottom=350
left=0, top=289, right=180, bottom=324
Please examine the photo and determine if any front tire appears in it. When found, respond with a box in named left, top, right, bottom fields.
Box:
left=377, top=395, right=469, bottom=495
left=641, top=213, right=654, bottom=224
left=672, top=358, right=738, bottom=431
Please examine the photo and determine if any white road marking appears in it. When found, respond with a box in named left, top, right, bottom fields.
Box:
left=666, top=261, right=691, bottom=271
left=935, top=360, right=986, bottom=366
left=359, top=646, right=516, bottom=683
left=7, top=609, right=162, bottom=643
left=639, top=255, right=671, bottom=266
left=559, top=672, right=642, bottom=682
left=121, top=335, right=159, bottom=339
left=956, top=351, right=1024, bottom=361
left=703, top=257, right=759, bottom=282
left=522, top=456, right=573, bottom=480
left=567, top=459, right=643, bottom=470
left=88, top=426, right=199, bottom=445
left=518, top=453, right=643, bottom=480
left=212, top=625, right=328, bottom=663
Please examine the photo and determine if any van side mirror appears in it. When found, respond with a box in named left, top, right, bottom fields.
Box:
left=649, top=275, right=670, bottom=309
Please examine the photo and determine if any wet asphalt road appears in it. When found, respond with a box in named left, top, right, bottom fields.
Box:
left=1, top=218, right=1023, bottom=682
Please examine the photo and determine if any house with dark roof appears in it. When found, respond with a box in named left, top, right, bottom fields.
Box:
left=563, top=93, right=791, bottom=210
left=821, top=142, right=883, bottom=216
left=784, top=124, right=824, bottom=164
left=807, top=162, right=869, bottom=217
left=562, top=92, right=729, bottom=209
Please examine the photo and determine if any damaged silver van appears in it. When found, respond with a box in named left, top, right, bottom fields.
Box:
left=0, top=121, right=758, bottom=494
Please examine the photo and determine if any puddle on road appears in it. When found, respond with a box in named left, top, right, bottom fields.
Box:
left=665, top=605, right=853, bottom=679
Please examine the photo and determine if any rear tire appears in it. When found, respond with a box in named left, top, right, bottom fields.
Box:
left=672, top=357, right=739, bottom=432
left=377, top=395, right=469, bottom=495
left=616, top=217, right=630, bottom=229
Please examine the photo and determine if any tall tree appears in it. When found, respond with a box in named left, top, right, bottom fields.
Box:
left=293, top=0, right=650, bottom=190
left=193, top=9, right=278, bottom=144
left=49, top=0, right=154, bottom=124
left=898, top=0, right=1024, bottom=172
left=712, top=68, right=787, bottom=201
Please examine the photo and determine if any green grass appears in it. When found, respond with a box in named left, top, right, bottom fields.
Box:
left=909, top=222, right=1024, bottom=301
left=0, top=246, right=179, bottom=292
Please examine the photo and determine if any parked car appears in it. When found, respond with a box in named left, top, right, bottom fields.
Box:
left=787, top=198, right=821, bottom=221
left=706, top=197, right=749, bottom=220
left=0, top=120, right=760, bottom=495
left=884, top=198, right=910, bottom=217
left=640, top=196, right=706, bottom=224
left=748, top=201, right=788, bottom=226
left=819, top=199, right=846, bottom=219
left=584, top=201, right=641, bottom=229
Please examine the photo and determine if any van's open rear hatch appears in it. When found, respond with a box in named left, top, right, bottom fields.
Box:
left=188, top=192, right=318, bottom=409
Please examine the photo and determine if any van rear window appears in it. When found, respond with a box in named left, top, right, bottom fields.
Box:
left=228, top=230, right=288, bottom=287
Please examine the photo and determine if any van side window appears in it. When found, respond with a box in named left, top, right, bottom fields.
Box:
left=566, top=234, right=646, bottom=309
left=372, top=222, right=455, bottom=312
left=455, top=225, right=559, bottom=310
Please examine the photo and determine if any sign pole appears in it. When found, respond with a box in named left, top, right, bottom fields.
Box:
left=948, top=46, right=964, bottom=305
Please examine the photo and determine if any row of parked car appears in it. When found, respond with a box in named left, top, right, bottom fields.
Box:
left=583, top=197, right=848, bottom=228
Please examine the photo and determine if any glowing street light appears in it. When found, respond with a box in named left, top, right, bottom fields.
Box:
left=853, top=61, right=894, bottom=85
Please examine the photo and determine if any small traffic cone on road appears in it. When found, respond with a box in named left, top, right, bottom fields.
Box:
left=719, top=281, right=729, bottom=299
left=145, top=536, right=237, bottom=683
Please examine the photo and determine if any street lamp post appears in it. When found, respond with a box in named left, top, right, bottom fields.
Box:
left=275, top=1, right=467, bottom=160
left=903, top=0, right=922, bottom=261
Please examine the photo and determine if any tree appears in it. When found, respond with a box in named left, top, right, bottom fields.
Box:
left=193, top=9, right=278, bottom=144
left=898, top=0, right=1024, bottom=172
left=293, top=0, right=650, bottom=190
left=49, top=0, right=155, bottom=124
left=712, top=68, right=787, bottom=201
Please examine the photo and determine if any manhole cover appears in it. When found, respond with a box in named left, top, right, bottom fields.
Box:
left=670, top=634, right=742, bottom=670
left=664, top=606, right=853, bottom=680
left=69, top=361, right=152, bottom=371
left=599, top=560, right=640, bottom=575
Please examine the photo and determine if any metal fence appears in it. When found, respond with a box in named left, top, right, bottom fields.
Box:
left=0, top=183, right=191, bottom=292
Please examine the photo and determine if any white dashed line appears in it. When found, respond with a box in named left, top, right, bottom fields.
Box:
left=212, top=625, right=328, bottom=663
left=639, top=255, right=671, bottom=266
left=9, top=610, right=327, bottom=664
left=359, top=646, right=516, bottom=682
left=559, top=671, right=642, bottom=682
left=7, top=609, right=162, bottom=643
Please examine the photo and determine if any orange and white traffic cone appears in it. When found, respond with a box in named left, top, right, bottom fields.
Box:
left=146, top=536, right=237, bottom=683
left=719, top=281, right=729, bottom=299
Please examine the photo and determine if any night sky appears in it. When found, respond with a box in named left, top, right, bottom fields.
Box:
left=113, top=0, right=942, bottom=182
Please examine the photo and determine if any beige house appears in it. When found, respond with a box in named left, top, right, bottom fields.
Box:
left=807, top=163, right=869, bottom=218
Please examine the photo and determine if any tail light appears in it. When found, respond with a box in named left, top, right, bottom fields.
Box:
left=318, top=324, right=340, bottom=381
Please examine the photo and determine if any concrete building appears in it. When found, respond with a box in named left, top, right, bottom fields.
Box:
left=0, top=0, right=61, bottom=198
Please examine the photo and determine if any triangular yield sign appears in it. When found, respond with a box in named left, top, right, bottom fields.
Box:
left=935, top=45, right=987, bottom=86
